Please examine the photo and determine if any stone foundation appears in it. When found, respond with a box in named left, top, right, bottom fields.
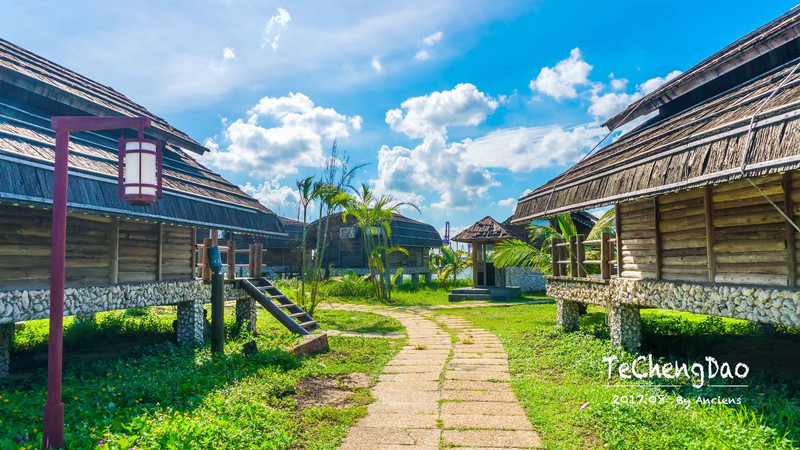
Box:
left=505, top=267, right=547, bottom=292
left=0, top=323, right=13, bottom=377
left=236, top=297, right=258, bottom=333
left=546, top=276, right=800, bottom=352
left=608, top=303, right=641, bottom=353
left=556, top=299, right=580, bottom=332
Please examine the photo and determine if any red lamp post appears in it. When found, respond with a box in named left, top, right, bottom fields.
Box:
left=44, top=116, right=162, bottom=449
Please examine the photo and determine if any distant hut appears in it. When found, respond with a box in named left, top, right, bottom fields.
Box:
left=0, top=38, right=284, bottom=376
left=261, top=217, right=309, bottom=276
left=451, top=217, right=522, bottom=298
left=308, top=212, right=442, bottom=283
left=512, top=7, right=800, bottom=351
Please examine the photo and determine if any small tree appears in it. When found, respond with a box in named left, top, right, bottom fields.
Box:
left=430, top=246, right=472, bottom=284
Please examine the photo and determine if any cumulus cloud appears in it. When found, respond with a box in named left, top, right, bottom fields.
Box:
left=530, top=48, right=593, bottom=100
left=263, top=7, right=291, bottom=51
left=385, top=83, right=499, bottom=140
left=498, top=197, right=517, bottom=211
left=421, top=31, right=443, bottom=46
left=371, top=55, right=383, bottom=73
left=414, top=49, right=431, bottom=61
left=588, top=70, right=682, bottom=120
left=240, top=181, right=299, bottom=215
left=223, top=47, right=236, bottom=60
left=201, top=92, right=362, bottom=179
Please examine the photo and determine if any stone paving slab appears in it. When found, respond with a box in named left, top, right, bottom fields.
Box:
left=333, top=304, right=540, bottom=449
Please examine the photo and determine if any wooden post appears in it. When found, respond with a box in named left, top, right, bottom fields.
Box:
left=551, top=239, right=559, bottom=277
left=576, top=234, right=586, bottom=277
left=784, top=172, right=796, bottom=286
left=227, top=240, right=236, bottom=280
left=472, top=241, right=478, bottom=286
left=190, top=227, right=197, bottom=279
left=615, top=204, right=622, bottom=277
left=559, top=239, right=568, bottom=277
left=600, top=231, right=611, bottom=280
left=253, top=243, right=263, bottom=279
left=156, top=223, right=164, bottom=282
left=109, top=217, right=119, bottom=284
left=202, top=238, right=212, bottom=281
left=703, top=185, right=716, bottom=282
left=211, top=229, right=218, bottom=247
left=653, top=197, right=662, bottom=281
left=569, top=235, right=578, bottom=277
left=248, top=244, right=256, bottom=278
left=210, top=273, right=224, bottom=354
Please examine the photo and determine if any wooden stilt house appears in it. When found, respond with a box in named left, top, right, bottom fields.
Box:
left=512, top=7, right=800, bottom=351
left=0, top=38, right=287, bottom=375
left=308, top=212, right=442, bottom=283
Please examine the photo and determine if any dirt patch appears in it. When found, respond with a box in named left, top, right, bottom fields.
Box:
left=295, top=372, right=371, bottom=409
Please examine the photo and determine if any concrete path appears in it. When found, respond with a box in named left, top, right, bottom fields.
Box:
left=333, top=304, right=541, bottom=449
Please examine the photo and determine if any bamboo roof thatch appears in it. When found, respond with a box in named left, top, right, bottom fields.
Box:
left=453, top=216, right=521, bottom=242
left=513, top=51, right=800, bottom=223
left=605, top=6, right=800, bottom=130
left=0, top=39, right=283, bottom=235
left=307, top=212, right=442, bottom=248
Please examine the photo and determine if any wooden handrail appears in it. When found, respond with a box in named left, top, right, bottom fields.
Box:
left=550, top=231, right=617, bottom=280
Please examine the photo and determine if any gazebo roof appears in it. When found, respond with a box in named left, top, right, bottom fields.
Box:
left=452, top=216, right=521, bottom=242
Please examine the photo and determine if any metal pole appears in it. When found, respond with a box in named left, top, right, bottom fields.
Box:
left=211, top=273, right=224, bottom=353
left=43, top=130, right=68, bottom=449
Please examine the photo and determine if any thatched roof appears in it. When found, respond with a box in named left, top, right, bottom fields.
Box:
left=0, top=38, right=207, bottom=154
left=453, top=216, right=521, bottom=242
left=0, top=39, right=283, bottom=235
left=308, top=212, right=442, bottom=248
left=606, top=6, right=800, bottom=130
left=513, top=52, right=800, bottom=223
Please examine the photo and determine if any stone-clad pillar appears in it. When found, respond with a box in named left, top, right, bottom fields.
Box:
left=0, top=323, right=14, bottom=377
left=556, top=299, right=580, bottom=332
left=609, top=304, right=641, bottom=352
left=236, top=297, right=258, bottom=334
left=176, top=299, right=204, bottom=345
left=424, top=273, right=432, bottom=284
left=411, top=273, right=420, bottom=285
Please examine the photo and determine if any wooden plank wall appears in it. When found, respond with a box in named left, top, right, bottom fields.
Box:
left=711, top=175, right=787, bottom=285
left=658, top=189, right=708, bottom=283
left=118, top=221, right=159, bottom=283
left=161, top=225, right=193, bottom=282
left=2, top=206, right=54, bottom=289
left=618, top=199, right=658, bottom=279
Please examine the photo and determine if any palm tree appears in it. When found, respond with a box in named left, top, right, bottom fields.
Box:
left=296, top=175, right=319, bottom=297
left=341, top=184, right=417, bottom=301
left=492, top=208, right=616, bottom=275
left=430, top=246, right=472, bottom=284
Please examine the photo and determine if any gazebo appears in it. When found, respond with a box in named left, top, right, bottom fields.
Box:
left=450, top=216, right=522, bottom=300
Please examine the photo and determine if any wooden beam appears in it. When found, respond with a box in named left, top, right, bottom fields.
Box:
left=202, top=238, right=212, bottom=281
left=211, top=229, right=218, bottom=247
left=784, top=171, right=796, bottom=286
left=472, top=242, right=478, bottom=286
left=109, top=217, right=119, bottom=284
left=156, top=223, right=164, bottom=282
left=653, top=197, right=662, bottom=281
left=190, top=227, right=197, bottom=279
left=227, top=240, right=236, bottom=280
left=551, top=239, right=559, bottom=277
left=600, top=231, right=611, bottom=280
left=615, top=204, right=622, bottom=277
left=703, top=185, right=716, bottom=282
left=576, top=234, right=586, bottom=277
left=569, top=235, right=578, bottom=277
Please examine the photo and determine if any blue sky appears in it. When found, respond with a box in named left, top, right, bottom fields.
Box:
left=2, top=0, right=798, bottom=237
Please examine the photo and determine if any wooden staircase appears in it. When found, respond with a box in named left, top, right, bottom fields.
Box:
left=237, top=277, right=318, bottom=335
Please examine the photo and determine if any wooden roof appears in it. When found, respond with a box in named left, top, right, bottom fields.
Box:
left=513, top=54, right=800, bottom=223
left=0, top=38, right=207, bottom=154
left=453, top=216, right=521, bottom=242
left=606, top=6, right=800, bottom=130
left=308, top=212, right=443, bottom=248
left=0, top=40, right=284, bottom=235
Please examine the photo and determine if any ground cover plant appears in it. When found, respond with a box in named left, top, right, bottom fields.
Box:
left=434, top=303, right=800, bottom=449
left=1, top=307, right=404, bottom=449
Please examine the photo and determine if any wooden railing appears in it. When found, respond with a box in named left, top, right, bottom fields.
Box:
left=551, top=231, right=617, bottom=280
left=194, top=241, right=268, bottom=281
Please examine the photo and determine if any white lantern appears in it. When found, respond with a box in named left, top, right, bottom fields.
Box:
left=118, top=137, right=162, bottom=206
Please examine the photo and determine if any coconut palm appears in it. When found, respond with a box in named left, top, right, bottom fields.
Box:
left=430, top=245, right=472, bottom=284
left=492, top=207, right=616, bottom=275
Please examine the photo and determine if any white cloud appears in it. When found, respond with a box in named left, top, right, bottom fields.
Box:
left=371, top=55, right=383, bottom=73
left=498, top=197, right=517, bottom=208
left=263, top=7, right=291, bottom=51
left=610, top=76, right=627, bottom=91
left=530, top=48, right=593, bottom=100
left=201, top=92, right=361, bottom=179
left=414, top=49, right=431, bottom=61
left=240, top=181, right=299, bottom=215
left=588, top=70, right=682, bottom=120
left=421, top=31, right=443, bottom=46
left=386, top=83, right=499, bottom=140
left=223, top=47, right=236, bottom=60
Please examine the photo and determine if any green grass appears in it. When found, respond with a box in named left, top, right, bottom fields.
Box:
left=2, top=308, right=404, bottom=449
left=313, top=309, right=405, bottom=334
left=434, top=304, right=800, bottom=449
